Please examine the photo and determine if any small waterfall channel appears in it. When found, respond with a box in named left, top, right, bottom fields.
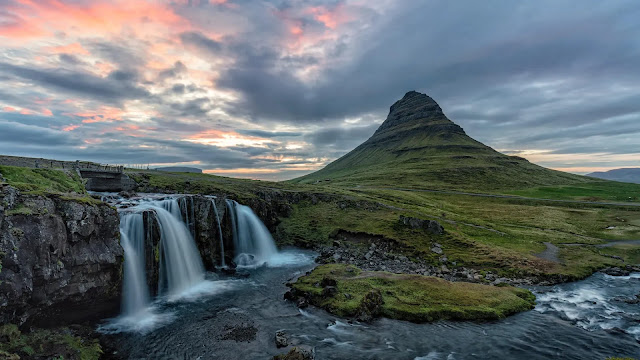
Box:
left=226, top=199, right=278, bottom=267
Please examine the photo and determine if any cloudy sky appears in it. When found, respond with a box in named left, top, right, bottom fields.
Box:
left=0, top=0, right=638, bottom=180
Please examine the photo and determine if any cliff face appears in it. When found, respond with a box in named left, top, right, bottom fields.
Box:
left=0, top=185, right=123, bottom=326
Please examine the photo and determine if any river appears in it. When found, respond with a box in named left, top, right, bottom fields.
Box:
left=99, top=249, right=640, bottom=360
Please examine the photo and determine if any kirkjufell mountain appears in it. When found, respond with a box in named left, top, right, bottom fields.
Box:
left=294, top=91, right=592, bottom=190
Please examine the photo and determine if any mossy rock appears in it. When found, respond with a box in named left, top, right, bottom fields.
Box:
left=289, top=264, right=536, bottom=323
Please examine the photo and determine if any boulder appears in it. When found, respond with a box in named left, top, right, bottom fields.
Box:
left=274, top=345, right=315, bottom=360
left=398, top=215, right=444, bottom=235
left=275, top=330, right=288, bottom=348
left=356, top=289, right=384, bottom=322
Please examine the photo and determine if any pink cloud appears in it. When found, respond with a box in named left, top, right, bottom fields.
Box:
left=62, top=124, right=80, bottom=131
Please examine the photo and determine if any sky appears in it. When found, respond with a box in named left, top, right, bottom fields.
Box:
left=0, top=0, right=639, bottom=180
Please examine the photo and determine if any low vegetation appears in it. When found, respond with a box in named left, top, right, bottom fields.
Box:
left=0, top=324, right=102, bottom=360
left=290, top=264, right=536, bottom=322
left=0, top=165, right=86, bottom=196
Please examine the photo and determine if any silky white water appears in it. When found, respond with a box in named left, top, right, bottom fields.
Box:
left=226, top=199, right=278, bottom=267
left=119, top=213, right=150, bottom=316
left=211, top=199, right=226, bottom=267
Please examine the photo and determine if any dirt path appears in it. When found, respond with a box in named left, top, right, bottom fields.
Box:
left=535, top=242, right=562, bottom=263
left=366, top=187, right=640, bottom=208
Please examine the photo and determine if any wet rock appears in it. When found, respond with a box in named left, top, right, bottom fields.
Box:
left=118, top=190, right=138, bottom=198
left=602, top=267, right=631, bottom=276
left=274, top=345, right=315, bottom=360
left=275, top=330, right=288, bottom=348
left=217, top=323, right=258, bottom=342
left=297, top=298, right=309, bottom=308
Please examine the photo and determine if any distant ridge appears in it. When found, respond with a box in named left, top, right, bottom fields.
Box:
left=293, top=91, right=593, bottom=190
left=587, top=168, right=640, bottom=184
left=156, top=166, right=203, bottom=173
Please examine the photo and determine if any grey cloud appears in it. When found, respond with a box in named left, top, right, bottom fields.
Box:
left=180, top=31, right=222, bottom=55
left=0, top=121, right=74, bottom=146
left=0, top=63, right=150, bottom=103
left=237, top=129, right=303, bottom=138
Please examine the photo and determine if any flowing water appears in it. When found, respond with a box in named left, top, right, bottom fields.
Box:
left=101, top=252, right=640, bottom=359
left=97, top=193, right=640, bottom=359
left=226, top=199, right=279, bottom=267
left=210, top=198, right=226, bottom=267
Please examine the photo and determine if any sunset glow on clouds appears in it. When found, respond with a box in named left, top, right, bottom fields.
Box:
left=1, top=0, right=639, bottom=179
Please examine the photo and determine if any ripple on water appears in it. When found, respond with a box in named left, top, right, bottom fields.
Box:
left=98, top=278, right=243, bottom=334
left=534, top=272, right=640, bottom=340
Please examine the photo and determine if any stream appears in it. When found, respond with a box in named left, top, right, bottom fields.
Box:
left=99, top=249, right=640, bottom=359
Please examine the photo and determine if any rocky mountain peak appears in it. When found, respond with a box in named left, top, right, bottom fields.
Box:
left=375, top=91, right=445, bottom=134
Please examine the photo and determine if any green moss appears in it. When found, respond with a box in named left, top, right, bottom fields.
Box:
left=0, top=324, right=102, bottom=360
left=5, top=204, right=33, bottom=216
left=0, top=165, right=86, bottom=195
left=291, top=264, right=536, bottom=322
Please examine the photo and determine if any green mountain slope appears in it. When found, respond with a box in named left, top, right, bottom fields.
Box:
left=293, top=91, right=593, bottom=191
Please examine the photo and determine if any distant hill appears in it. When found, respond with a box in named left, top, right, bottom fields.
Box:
left=155, top=166, right=203, bottom=173
left=587, top=168, right=640, bottom=184
left=292, top=91, right=594, bottom=190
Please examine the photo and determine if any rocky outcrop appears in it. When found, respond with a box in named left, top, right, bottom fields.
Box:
left=0, top=185, right=123, bottom=326
left=398, top=215, right=444, bottom=235
left=374, top=90, right=451, bottom=135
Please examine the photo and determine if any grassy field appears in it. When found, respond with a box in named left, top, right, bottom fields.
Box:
left=277, top=181, right=640, bottom=279
left=0, top=165, right=87, bottom=195
left=3, top=163, right=638, bottom=281
left=290, top=263, right=536, bottom=322
left=507, top=181, right=640, bottom=203
left=119, top=169, right=640, bottom=280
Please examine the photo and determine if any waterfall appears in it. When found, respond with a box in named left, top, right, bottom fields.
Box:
left=140, top=200, right=205, bottom=296
left=119, top=212, right=150, bottom=316
left=225, top=199, right=278, bottom=266
left=211, top=199, right=226, bottom=267
left=118, top=197, right=205, bottom=309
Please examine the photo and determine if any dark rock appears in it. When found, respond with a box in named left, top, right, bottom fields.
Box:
left=275, top=330, right=288, bottom=348
left=320, top=277, right=337, bottom=287
left=118, top=190, right=138, bottom=198
left=602, top=267, right=631, bottom=276
left=274, top=345, right=315, bottom=360
left=296, top=297, right=309, bottom=308
left=0, top=190, right=123, bottom=326
left=321, top=286, right=337, bottom=298
left=356, top=289, right=384, bottom=322
left=398, top=215, right=444, bottom=235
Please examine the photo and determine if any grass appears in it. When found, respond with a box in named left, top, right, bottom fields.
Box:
left=507, top=182, right=640, bottom=203
left=0, top=165, right=86, bottom=195
left=0, top=324, right=102, bottom=360
left=277, top=186, right=640, bottom=280
left=290, top=264, right=536, bottom=322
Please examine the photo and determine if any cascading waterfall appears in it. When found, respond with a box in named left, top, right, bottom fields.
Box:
left=211, top=199, right=226, bottom=267
left=179, top=196, right=196, bottom=238
left=118, top=197, right=205, bottom=314
left=119, top=212, right=150, bottom=316
left=153, top=204, right=205, bottom=295
left=225, top=199, right=278, bottom=266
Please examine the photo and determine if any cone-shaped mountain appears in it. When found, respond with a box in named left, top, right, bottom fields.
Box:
left=293, top=91, right=591, bottom=190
